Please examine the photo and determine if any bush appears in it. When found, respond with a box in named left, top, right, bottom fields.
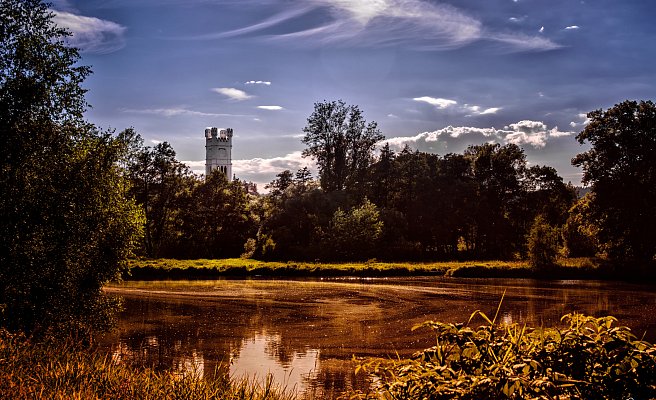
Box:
left=527, top=215, right=559, bottom=269
left=356, top=312, right=656, bottom=399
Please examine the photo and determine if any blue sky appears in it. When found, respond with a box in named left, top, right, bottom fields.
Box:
left=50, top=0, right=656, bottom=189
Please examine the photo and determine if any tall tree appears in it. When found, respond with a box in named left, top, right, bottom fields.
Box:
left=301, top=100, right=384, bottom=192
left=125, top=138, right=192, bottom=257
left=0, top=0, right=142, bottom=335
left=572, top=100, right=656, bottom=262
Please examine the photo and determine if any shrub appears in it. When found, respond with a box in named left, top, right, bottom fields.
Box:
left=356, top=312, right=656, bottom=399
left=527, top=215, right=559, bottom=269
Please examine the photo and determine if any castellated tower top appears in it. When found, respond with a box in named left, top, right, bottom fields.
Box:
left=205, top=127, right=233, bottom=179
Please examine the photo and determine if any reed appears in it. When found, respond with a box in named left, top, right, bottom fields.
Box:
left=0, top=329, right=296, bottom=400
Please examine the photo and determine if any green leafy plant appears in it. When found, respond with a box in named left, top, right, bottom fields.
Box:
left=355, top=309, right=656, bottom=399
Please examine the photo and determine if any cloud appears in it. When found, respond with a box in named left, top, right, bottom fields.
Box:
left=565, top=25, right=580, bottom=30
left=414, top=96, right=457, bottom=109
left=212, top=87, right=253, bottom=101
left=246, top=80, right=272, bottom=85
left=417, top=98, right=503, bottom=116
left=569, top=112, right=590, bottom=129
left=52, top=10, right=126, bottom=54
left=381, top=120, right=573, bottom=153
left=121, top=107, right=252, bottom=118
left=182, top=151, right=316, bottom=191
left=211, top=0, right=558, bottom=52
left=257, top=105, right=284, bottom=110
left=480, top=107, right=501, bottom=115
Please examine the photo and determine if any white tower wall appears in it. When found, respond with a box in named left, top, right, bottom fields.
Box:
left=205, top=127, right=233, bottom=179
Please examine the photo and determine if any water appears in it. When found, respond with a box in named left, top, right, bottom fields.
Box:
left=100, top=277, right=656, bottom=397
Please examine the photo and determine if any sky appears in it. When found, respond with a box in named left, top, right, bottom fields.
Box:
left=50, top=0, right=656, bottom=190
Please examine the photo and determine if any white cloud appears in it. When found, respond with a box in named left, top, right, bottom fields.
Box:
left=182, top=151, right=316, bottom=191
left=121, top=107, right=252, bottom=118
left=569, top=112, right=590, bottom=128
left=413, top=96, right=457, bottom=109
left=565, top=25, right=580, bottom=30
left=212, top=87, right=253, bottom=101
left=213, top=0, right=558, bottom=52
left=480, top=107, right=501, bottom=115
left=382, top=120, right=573, bottom=153
left=418, top=98, right=503, bottom=116
left=52, top=10, right=126, bottom=54
left=246, top=80, right=272, bottom=85
left=257, top=105, right=284, bottom=110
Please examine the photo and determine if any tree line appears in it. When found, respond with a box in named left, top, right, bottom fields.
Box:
left=118, top=98, right=655, bottom=267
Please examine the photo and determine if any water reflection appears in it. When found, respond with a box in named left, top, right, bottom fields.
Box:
left=230, top=332, right=320, bottom=392
left=101, top=278, right=656, bottom=397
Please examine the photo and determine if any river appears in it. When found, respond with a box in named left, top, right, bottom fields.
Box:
left=100, top=277, right=656, bottom=398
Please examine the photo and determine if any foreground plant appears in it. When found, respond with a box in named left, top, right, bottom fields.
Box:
left=0, top=329, right=295, bottom=400
left=355, top=312, right=656, bottom=399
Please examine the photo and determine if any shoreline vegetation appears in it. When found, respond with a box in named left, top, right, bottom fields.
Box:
left=3, top=312, right=655, bottom=400
left=124, top=257, right=655, bottom=281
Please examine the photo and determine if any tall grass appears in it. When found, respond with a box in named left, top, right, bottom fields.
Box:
left=0, top=329, right=296, bottom=400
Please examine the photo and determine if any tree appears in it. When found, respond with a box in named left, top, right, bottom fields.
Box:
left=324, top=199, right=383, bottom=260
left=181, top=171, right=256, bottom=259
left=465, top=143, right=527, bottom=258
left=572, top=100, right=656, bottom=263
left=527, top=215, right=559, bottom=270
left=124, top=137, right=193, bottom=257
left=0, top=0, right=143, bottom=336
left=301, top=100, right=384, bottom=192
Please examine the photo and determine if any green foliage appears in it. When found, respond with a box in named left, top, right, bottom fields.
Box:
left=572, top=100, right=656, bottom=263
left=179, top=171, right=257, bottom=258
left=0, top=0, right=143, bottom=336
left=563, top=194, right=600, bottom=257
left=0, top=329, right=296, bottom=400
left=324, top=199, right=383, bottom=260
left=527, top=215, right=559, bottom=269
left=356, top=313, right=656, bottom=399
left=302, top=100, right=384, bottom=192
left=123, top=131, right=194, bottom=258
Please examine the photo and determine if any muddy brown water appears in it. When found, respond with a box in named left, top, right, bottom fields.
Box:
left=100, top=278, right=656, bottom=398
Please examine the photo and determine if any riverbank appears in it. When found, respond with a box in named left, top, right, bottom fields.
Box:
left=124, top=257, right=647, bottom=280
left=0, top=329, right=296, bottom=400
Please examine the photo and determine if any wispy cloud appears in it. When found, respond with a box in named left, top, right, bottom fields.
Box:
left=246, top=80, right=272, bottom=85
left=212, top=87, right=253, bottom=101
left=480, top=107, right=501, bottom=115
left=416, top=97, right=503, bottom=116
left=206, top=0, right=559, bottom=52
left=121, top=107, right=252, bottom=118
left=382, top=120, right=573, bottom=153
left=257, top=105, right=284, bottom=110
left=52, top=10, right=126, bottom=54
left=413, top=96, right=457, bottom=109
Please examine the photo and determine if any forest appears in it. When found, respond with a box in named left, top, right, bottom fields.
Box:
left=121, top=98, right=655, bottom=267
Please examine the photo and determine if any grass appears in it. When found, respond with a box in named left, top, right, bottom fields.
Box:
left=124, top=257, right=633, bottom=280
left=125, top=258, right=531, bottom=279
left=0, top=329, right=297, bottom=400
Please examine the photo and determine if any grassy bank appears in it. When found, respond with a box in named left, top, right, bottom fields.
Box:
left=0, top=329, right=296, bottom=400
left=125, top=258, right=528, bottom=279
left=124, top=257, right=629, bottom=280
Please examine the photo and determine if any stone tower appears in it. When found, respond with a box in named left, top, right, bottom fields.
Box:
left=205, top=127, right=233, bottom=179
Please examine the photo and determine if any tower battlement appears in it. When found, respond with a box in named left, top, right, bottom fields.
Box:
left=205, top=127, right=233, bottom=178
